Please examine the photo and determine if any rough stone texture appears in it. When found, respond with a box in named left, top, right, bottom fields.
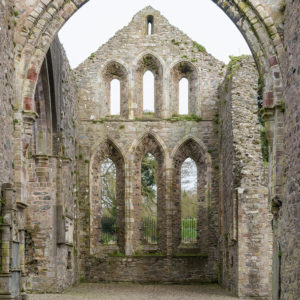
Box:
left=25, top=37, right=77, bottom=293
left=75, top=7, right=224, bottom=121
left=78, top=120, right=219, bottom=282
left=219, top=57, right=272, bottom=298
left=0, top=1, right=299, bottom=299
left=0, top=0, right=14, bottom=188
left=276, top=1, right=300, bottom=299
left=75, top=7, right=222, bottom=284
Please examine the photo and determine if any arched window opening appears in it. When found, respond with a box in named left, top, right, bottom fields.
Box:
left=143, top=71, right=155, bottom=113
left=141, top=153, right=157, bottom=244
left=179, top=78, right=189, bottom=115
left=110, top=79, right=120, bottom=115
left=147, top=15, right=154, bottom=35
left=181, top=157, right=198, bottom=244
left=101, top=158, right=117, bottom=244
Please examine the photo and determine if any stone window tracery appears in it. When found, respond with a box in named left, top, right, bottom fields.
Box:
left=172, top=139, right=209, bottom=253
left=102, top=61, right=128, bottom=117
left=135, top=54, right=163, bottom=118
left=132, top=134, right=166, bottom=253
left=90, top=140, right=125, bottom=254
left=170, top=61, right=198, bottom=116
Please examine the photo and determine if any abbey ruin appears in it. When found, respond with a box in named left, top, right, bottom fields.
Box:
left=0, top=1, right=299, bottom=299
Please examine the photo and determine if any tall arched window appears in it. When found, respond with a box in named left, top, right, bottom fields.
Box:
left=181, top=157, right=198, bottom=244
left=101, top=158, right=117, bottom=244
left=170, top=61, right=198, bottom=116
left=143, top=71, right=155, bottom=113
left=110, top=79, right=120, bottom=115
left=147, top=15, right=154, bottom=35
left=179, top=78, right=189, bottom=115
left=141, top=153, right=157, bottom=244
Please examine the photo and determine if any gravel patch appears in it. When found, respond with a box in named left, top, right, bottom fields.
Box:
left=28, top=283, right=240, bottom=300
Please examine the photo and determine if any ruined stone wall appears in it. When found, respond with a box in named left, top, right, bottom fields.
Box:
left=0, top=0, right=19, bottom=297
left=78, top=120, right=219, bottom=282
left=25, top=37, right=78, bottom=293
left=75, top=7, right=222, bottom=283
left=277, top=1, right=300, bottom=299
left=0, top=0, right=14, bottom=189
left=219, top=57, right=272, bottom=298
left=75, top=7, right=225, bottom=121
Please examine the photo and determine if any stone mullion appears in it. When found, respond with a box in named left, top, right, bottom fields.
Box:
left=197, top=163, right=208, bottom=254
left=124, top=160, right=134, bottom=255
left=164, top=157, right=173, bottom=256
left=128, top=70, right=135, bottom=120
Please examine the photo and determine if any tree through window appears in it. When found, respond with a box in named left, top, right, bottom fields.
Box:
left=101, top=158, right=117, bottom=244
left=141, top=153, right=157, bottom=244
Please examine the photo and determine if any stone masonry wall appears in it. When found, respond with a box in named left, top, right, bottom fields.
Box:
left=25, top=36, right=78, bottom=293
left=78, top=120, right=219, bottom=282
left=0, top=0, right=14, bottom=189
left=75, top=7, right=222, bottom=283
left=75, top=7, right=225, bottom=121
left=277, top=1, right=300, bottom=299
left=0, top=1, right=19, bottom=298
left=219, top=57, right=273, bottom=298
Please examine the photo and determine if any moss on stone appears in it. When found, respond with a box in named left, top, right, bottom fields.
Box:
left=166, top=114, right=202, bottom=122
left=192, top=41, right=206, bottom=53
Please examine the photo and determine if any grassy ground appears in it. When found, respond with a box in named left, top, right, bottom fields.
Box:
left=28, top=283, right=240, bottom=300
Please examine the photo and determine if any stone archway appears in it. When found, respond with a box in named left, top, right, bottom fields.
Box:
left=10, top=0, right=287, bottom=298
left=13, top=0, right=285, bottom=208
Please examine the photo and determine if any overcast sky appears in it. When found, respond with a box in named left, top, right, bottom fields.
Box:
left=59, top=0, right=251, bottom=69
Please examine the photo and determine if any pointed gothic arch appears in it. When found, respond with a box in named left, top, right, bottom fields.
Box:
left=170, top=61, right=199, bottom=116
left=172, top=137, right=211, bottom=253
left=90, top=138, right=126, bottom=254
left=101, top=60, right=129, bottom=117
left=130, top=132, right=167, bottom=253
left=134, top=53, right=164, bottom=117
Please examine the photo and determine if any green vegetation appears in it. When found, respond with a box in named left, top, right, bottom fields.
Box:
left=181, top=218, right=197, bottom=243
left=257, top=78, right=269, bottom=163
left=141, top=153, right=157, bottom=218
left=143, top=111, right=155, bottom=116
left=13, top=119, right=18, bottom=130
left=192, top=41, right=207, bottom=53
left=171, top=39, right=180, bottom=46
left=227, top=55, right=249, bottom=78
left=166, top=114, right=202, bottom=122
left=132, top=252, right=165, bottom=257
left=108, top=250, right=125, bottom=257
left=21, top=26, right=28, bottom=33
left=279, top=1, right=286, bottom=13
left=88, top=53, right=95, bottom=61
left=91, top=118, right=105, bottom=123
